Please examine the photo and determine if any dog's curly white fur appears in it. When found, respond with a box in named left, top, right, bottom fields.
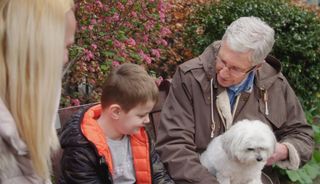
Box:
left=200, top=119, right=276, bottom=184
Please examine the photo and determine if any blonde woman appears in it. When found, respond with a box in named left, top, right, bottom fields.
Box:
left=0, top=0, right=76, bottom=183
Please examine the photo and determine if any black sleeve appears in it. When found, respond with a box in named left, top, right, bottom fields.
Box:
left=60, top=146, right=106, bottom=184
left=150, top=140, right=175, bottom=184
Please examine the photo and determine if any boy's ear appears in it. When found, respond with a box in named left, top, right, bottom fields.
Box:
left=109, top=104, right=122, bottom=120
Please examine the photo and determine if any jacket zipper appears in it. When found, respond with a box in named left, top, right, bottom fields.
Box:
left=146, top=131, right=154, bottom=184
left=78, top=105, right=114, bottom=184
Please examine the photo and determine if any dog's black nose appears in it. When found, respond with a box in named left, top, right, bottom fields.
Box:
left=256, top=156, right=263, bottom=162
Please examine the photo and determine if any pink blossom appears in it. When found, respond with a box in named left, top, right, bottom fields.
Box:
left=89, top=66, right=95, bottom=72
left=159, top=11, right=165, bottom=23
left=116, top=2, right=125, bottom=11
left=159, top=39, right=168, bottom=46
left=127, top=0, right=134, bottom=5
left=84, top=49, right=94, bottom=61
left=160, top=27, right=172, bottom=37
left=96, top=0, right=103, bottom=8
left=88, top=25, right=94, bottom=30
left=158, top=0, right=165, bottom=12
left=85, top=5, right=93, bottom=12
left=155, top=76, right=163, bottom=86
left=143, top=35, right=149, bottom=42
left=139, top=50, right=152, bottom=64
left=112, top=61, right=120, bottom=67
left=145, top=21, right=155, bottom=31
left=91, top=43, right=98, bottom=50
left=114, top=40, right=124, bottom=49
left=127, top=38, right=136, bottom=46
left=89, top=79, right=96, bottom=85
left=131, top=11, right=138, bottom=18
left=91, top=19, right=97, bottom=25
left=151, top=49, right=161, bottom=59
left=139, top=14, right=147, bottom=20
left=119, top=51, right=128, bottom=58
left=112, top=13, right=120, bottom=22
left=72, top=99, right=80, bottom=106
left=124, top=22, right=133, bottom=29
left=144, top=56, right=152, bottom=64
left=105, top=17, right=112, bottom=24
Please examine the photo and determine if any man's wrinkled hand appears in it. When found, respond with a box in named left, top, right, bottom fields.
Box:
left=266, top=143, right=288, bottom=166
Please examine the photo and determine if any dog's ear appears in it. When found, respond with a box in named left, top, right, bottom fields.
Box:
left=265, top=125, right=277, bottom=155
left=221, top=130, right=234, bottom=159
left=271, top=133, right=277, bottom=155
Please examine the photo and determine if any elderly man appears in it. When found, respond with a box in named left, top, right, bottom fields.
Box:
left=156, top=17, right=314, bottom=184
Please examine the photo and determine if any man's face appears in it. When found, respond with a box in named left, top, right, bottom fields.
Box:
left=215, top=42, right=254, bottom=87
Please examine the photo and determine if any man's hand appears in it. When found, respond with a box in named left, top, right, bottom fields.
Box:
left=266, top=143, right=289, bottom=166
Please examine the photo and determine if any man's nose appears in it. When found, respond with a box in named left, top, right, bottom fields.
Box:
left=219, top=67, right=230, bottom=77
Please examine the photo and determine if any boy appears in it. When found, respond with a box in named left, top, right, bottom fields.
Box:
left=59, top=63, right=174, bottom=184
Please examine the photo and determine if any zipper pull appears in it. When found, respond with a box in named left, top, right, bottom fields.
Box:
left=210, top=123, right=215, bottom=138
left=99, top=157, right=106, bottom=165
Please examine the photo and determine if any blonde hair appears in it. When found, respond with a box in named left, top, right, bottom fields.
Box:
left=0, top=0, right=74, bottom=179
left=101, top=63, right=159, bottom=112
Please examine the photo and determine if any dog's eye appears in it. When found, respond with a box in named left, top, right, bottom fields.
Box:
left=247, top=148, right=254, bottom=151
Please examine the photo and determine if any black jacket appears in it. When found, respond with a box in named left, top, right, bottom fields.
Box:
left=59, top=107, right=174, bottom=184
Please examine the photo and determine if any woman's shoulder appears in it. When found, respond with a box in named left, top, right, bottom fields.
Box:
left=0, top=138, right=49, bottom=184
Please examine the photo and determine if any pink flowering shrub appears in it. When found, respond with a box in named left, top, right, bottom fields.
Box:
left=61, top=0, right=171, bottom=107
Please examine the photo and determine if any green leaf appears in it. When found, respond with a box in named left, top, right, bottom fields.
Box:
left=304, top=164, right=319, bottom=179
left=115, top=56, right=125, bottom=63
left=102, top=51, right=115, bottom=57
left=287, top=170, right=300, bottom=182
left=298, top=169, right=313, bottom=184
left=129, top=53, right=141, bottom=61
left=314, top=150, right=320, bottom=162
left=100, top=64, right=108, bottom=71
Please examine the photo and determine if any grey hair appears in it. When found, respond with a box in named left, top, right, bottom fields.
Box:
left=222, top=16, right=275, bottom=65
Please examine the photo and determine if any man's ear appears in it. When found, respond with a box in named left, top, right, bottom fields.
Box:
left=109, top=104, right=122, bottom=120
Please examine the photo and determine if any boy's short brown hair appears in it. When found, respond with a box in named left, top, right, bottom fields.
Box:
left=101, top=63, right=159, bottom=112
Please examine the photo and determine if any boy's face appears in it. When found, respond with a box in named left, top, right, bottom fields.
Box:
left=116, top=100, right=155, bottom=135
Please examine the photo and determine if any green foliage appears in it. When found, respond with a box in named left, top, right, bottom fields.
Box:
left=185, top=0, right=320, bottom=109
left=286, top=156, right=320, bottom=184
left=284, top=104, right=320, bottom=184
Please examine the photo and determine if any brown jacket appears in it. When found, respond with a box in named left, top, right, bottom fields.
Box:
left=155, top=41, right=314, bottom=184
left=0, top=99, right=51, bottom=184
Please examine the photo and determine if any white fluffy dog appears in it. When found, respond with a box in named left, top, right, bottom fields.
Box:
left=200, top=119, right=276, bottom=184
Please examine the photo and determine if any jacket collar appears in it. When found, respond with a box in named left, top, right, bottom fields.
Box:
left=200, top=41, right=220, bottom=88
left=255, top=55, right=283, bottom=90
